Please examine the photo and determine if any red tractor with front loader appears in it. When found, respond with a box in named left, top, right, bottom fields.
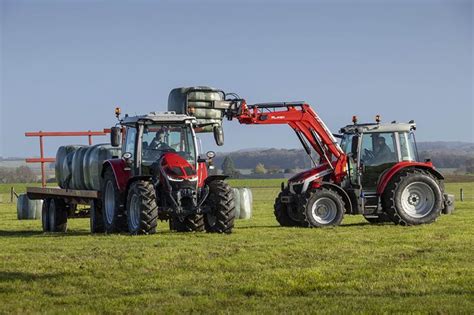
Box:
left=180, top=95, right=454, bottom=227
left=27, top=87, right=237, bottom=235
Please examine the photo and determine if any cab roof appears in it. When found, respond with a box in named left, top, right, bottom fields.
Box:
left=121, top=111, right=196, bottom=125
left=340, top=121, right=416, bottom=134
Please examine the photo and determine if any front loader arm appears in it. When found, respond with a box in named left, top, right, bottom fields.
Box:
left=229, top=100, right=348, bottom=182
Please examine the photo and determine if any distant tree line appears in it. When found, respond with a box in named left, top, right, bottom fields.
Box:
left=0, top=166, right=38, bottom=183
left=215, top=148, right=474, bottom=174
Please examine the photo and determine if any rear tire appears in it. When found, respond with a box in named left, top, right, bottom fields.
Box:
left=300, top=188, right=345, bottom=228
left=126, top=180, right=158, bottom=235
left=101, top=168, right=126, bottom=233
left=48, top=199, right=68, bottom=232
left=383, top=169, right=442, bottom=225
left=204, top=180, right=235, bottom=234
left=90, top=199, right=105, bottom=233
left=274, top=189, right=303, bottom=227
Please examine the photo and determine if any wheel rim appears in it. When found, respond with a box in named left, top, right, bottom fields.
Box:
left=104, top=181, right=115, bottom=225
left=400, top=182, right=435, bottom=218
left=129, top=194, right=140, bottom=231
left=311, top=197, right=337, bottom=224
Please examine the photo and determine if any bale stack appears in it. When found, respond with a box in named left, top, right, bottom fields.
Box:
left=55, top=144, right=120, bottom=190
left=168, top=86, right=225, bottom=133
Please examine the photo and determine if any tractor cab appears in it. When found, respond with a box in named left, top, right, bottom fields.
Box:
left=339, top=119, right=419, bottom=210
left=111, top=112, right=200, bottom=179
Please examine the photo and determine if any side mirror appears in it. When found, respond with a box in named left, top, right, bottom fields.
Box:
left=206, top=151, right=216, bottom=159
left=122, top=152, right=133, bottom=165
left=110, top=127, right=121, bottom=147
left=213, top=125, right=224, bottom=146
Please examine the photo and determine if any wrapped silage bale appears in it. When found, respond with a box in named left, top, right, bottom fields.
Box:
left=83, top=144, right=121, bottom=190
left=239, top=188, right=253, bottom=220
left=232, top=188, right=241, bottom=219
left=168, top=86, right=225, bottom=132
left=17, top=194, right=43, bottom=220
left=55, top=145, right=84, bottom=188
left=71, top=147, right=89, bottom=190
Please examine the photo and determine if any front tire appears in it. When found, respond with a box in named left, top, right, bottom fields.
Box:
left=126, top=180, right=158, bottom=235
left=204, top=180, right=235, bottom=234
left=300, top=188, right=345, bottom=228
left=274, top=189, right=303, bottom=227
left=383, top=170, right=442, bottom=225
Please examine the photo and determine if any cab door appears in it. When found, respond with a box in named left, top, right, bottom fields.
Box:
left=359, top=132, right=398, bottom=193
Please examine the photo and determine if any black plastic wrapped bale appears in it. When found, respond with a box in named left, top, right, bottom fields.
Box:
left=83, top=144, right=121, bottom=190
left=55, top=145, right=85, bottom=188
left=71, top=147, right=89, bottom=190
left=168, top=86, right=225, bottom=132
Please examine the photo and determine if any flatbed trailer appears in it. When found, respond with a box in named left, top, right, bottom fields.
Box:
left=27, top=187, right=100, bottom=204
left=26, top=186, right=102, bottom=232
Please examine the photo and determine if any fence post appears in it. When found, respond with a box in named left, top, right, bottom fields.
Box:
left=10, top=187, right=14, bottom=203
left=460, top=188, right=464, bottom=202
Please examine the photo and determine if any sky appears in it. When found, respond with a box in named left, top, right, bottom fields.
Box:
left=0, top=0, right=472, bottom=158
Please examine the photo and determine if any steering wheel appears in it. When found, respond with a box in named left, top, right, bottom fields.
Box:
left=363, top=148, right=375, bottom=161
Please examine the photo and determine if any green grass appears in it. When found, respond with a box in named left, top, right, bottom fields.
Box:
left=0, top=181, right=473, bottom=314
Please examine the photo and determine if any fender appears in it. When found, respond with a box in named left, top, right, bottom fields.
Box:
left=376, top=161, right=444, bottom=195
left=204, top=175, right=229, bottom=185
left=102, top=159, right=131, bottom=193
left=319, top=182, right=353, bottom=215
left=197, top=162, right=208, bottom=188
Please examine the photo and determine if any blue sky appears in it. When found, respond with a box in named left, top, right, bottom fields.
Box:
left=1, top=0, right=472, bottom=158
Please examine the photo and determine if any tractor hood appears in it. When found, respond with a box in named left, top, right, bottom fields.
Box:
left=160, top=152, right=197, bottom=181
left=289, top=164, right=333, bottom=183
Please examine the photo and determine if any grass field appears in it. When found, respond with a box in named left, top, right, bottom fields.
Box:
left=0, top=180, right=473, bottom=314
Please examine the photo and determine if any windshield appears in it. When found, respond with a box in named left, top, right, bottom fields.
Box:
left=141, top=124, right=196, bottom=165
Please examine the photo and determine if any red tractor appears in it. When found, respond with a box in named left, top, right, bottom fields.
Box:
left=97, top=111, right=235, bottom=234
left=211, top=99, right=454, bottom=227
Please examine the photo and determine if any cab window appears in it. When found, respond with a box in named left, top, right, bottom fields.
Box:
left=360, top=133, right=397, bottom=166
left=399, top=132, right=417, bottom=162
left=124, top=127, right=137, bottom=159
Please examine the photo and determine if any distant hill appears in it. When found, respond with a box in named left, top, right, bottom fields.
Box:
left=215, top=141, right=474, bottom=171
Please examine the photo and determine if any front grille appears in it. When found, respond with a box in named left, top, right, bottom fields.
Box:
left=292, top=183, right=304, bottom=194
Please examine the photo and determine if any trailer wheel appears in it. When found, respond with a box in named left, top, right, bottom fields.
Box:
left=204, top=180, right=235, bottom=234
left=363, top=213, right=392, bottom=224
left=274, top=189, right=303, bottom=227
left=170, top=214, right=205, bottom=232
left=102, top=168, right=126, bottom=233
left=42, top=199, right=51, bottom=232
left=383, top=170, right=442, bottom=225
left=48, top=199, right=68, bottom=232
left=300, top=188, right=345, bottom=228
left=126, top=180, right=158, bottom=235
left=90, top=199, right=105, bottom=233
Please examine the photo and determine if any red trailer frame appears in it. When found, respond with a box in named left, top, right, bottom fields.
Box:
left=25, top=129, right=110, bottom=187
